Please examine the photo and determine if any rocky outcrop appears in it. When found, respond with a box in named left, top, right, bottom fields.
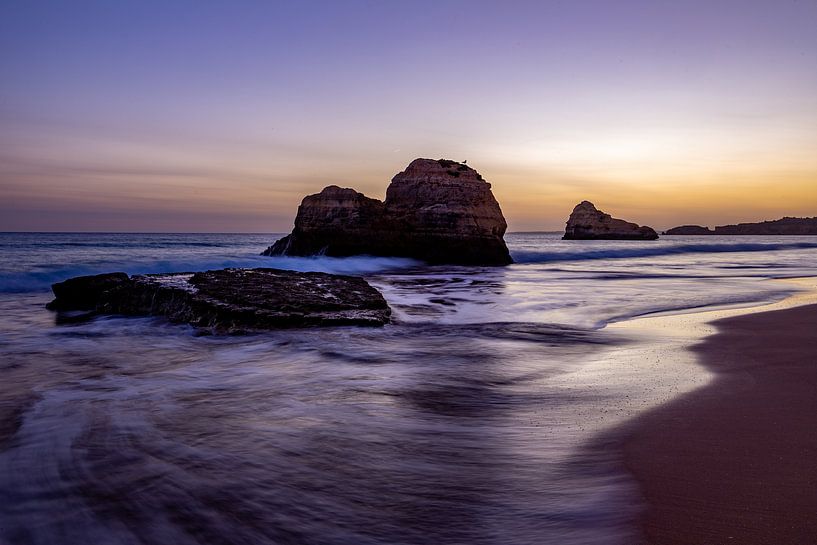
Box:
left=663, top=225, right=714, bottom=235
left=665, top=217, right=817, bottom=235
left=264, top=158, right=512, bottom=265
left=563, top=201, right=658, bottom=240
left=46, top=269, right=391, bottom=332
left=46, top=272, right=132, bottom=311
left=266, top=186, right=389, bottom=257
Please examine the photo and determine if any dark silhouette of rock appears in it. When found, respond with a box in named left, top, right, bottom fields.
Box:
left=665, top=217, right=817, bottom=235
left=264, top=158, right=512, bottom=265
left=47, top=269, right=391, bottom=332
left=46, top=272, right=131, bottom=311
left=563, top=201, right=658, bottom=240
left=663, top=225, right=714, bottom=235
left=266, top=186, right=388, bottom=257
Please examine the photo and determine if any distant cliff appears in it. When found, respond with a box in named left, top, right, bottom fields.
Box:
left=663, top=225, right=715, bottom=235
left=665, top=217, right=817, bottom=235
left=263, top=159, right=512, bottom=265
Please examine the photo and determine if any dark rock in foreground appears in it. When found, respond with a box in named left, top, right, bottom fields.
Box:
left=47, top=269, right=391, bottom=332
left=263, top=158, right=512, bottom=265
left=563, top=201, right=658, bottom=240
left=664, top=217, right=817, bottom=235
left=47, top=272, right=132, bottom=311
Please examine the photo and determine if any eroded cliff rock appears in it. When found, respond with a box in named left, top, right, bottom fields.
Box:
left=46, top=269, right=391, bottom=332
left=563, top=201, right=658, bottom=240
left=263, top=159, right=512, bottom=265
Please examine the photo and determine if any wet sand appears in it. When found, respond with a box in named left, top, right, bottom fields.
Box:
left=621, top=301, right=817, bottom=544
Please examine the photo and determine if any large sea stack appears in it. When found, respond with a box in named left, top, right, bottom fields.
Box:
left=263, top=159, right=512, bottom=265
left=563, top=201, right=658, bottom=240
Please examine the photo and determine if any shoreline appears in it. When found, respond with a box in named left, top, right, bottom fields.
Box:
left=603, top=277, right=817, bottom=543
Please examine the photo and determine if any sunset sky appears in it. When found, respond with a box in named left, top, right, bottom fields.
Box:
left=1, top=0, right=815, bottom=232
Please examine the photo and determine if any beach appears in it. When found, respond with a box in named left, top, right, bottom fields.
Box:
left=4, top=0, right=816, bottom=542
left=614, top=282, right=817, bottom=544
left=1, top=233, right=817, bottom=544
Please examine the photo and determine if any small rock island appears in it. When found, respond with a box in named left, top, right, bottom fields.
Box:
left=665, top=216, right=817, bottom=235
left=263, top=158, right=512, bottom=265
left=563, top=201, right=659, bottom=240
left=662, top=225, right=714, bottom=235
left=47, top=268, right=391, bottom=332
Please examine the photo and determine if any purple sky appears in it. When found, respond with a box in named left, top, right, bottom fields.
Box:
left=1, top=0, right=816, bottom=231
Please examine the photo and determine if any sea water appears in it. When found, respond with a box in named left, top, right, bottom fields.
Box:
left=1, top=232, right=816, bottom=544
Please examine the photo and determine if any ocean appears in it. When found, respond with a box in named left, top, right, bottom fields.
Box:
left=1, top=232, right=817, bottom=544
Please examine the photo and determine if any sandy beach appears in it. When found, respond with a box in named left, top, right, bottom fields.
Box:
left=618, top=296, right=817, bottom=543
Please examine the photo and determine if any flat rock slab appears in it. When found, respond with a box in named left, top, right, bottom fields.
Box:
left=47, top=268, right=391, bottom=332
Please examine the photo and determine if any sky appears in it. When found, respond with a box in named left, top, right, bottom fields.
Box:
left=1, top=0, right=816, bottom=232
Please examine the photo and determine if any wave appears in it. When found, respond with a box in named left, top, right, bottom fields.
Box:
left=0, top=255, right=421, bottom=293
left=43, top=241, right=235, bottom=249
left=4, top=236, right=816, bottom=294
left=511, top=241, right=817, bottom=264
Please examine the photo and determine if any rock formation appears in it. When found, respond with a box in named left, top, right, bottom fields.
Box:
left=46, top=269, right=391, bottom=332
left=48, top=272, right=132, bottom=311
left=263, top=158, right=512, bottom=265
left=663, top=225, right=714, bottom=235
left=665, top=217, right=817, bottom=235
left=563, top=201, right=658, bottom=240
